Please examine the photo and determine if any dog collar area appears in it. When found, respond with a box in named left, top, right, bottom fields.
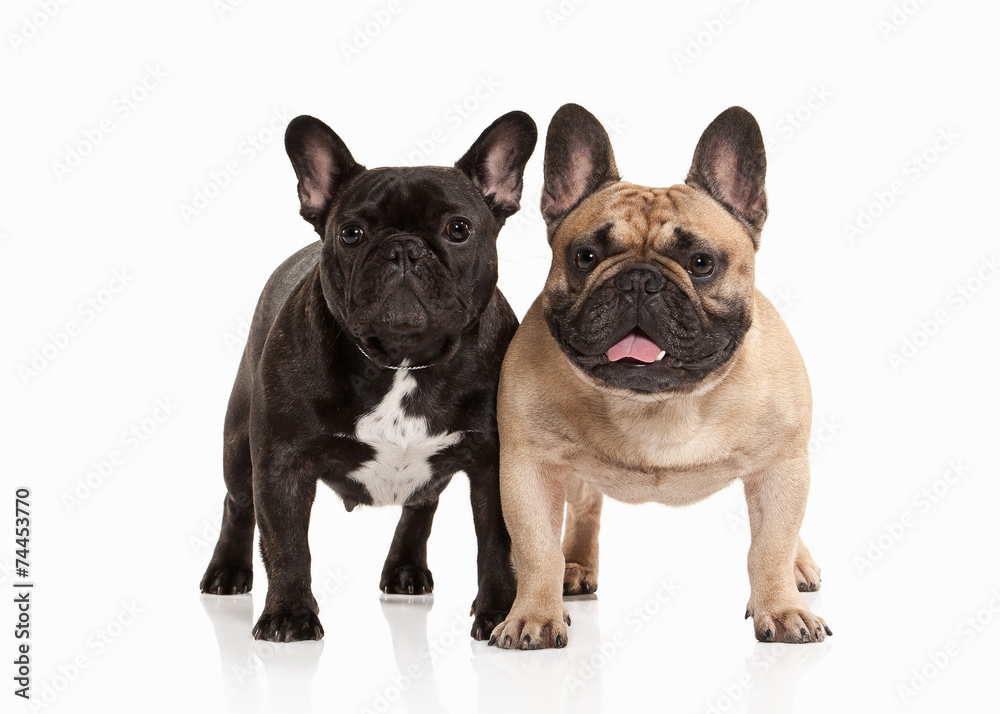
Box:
left=356, top=345, right=432, bottom=371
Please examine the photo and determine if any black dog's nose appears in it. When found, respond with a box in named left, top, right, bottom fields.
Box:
left=382, top=237, right=429, bottom=271
left=614, top=267, right=667, bottom=293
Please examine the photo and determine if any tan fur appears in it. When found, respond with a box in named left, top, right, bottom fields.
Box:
left=562, top=474, right=602, bottom=594
left=491, top=181, right=830, bottom=648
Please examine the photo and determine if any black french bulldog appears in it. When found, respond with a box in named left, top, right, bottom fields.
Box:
left=200, top=110, right=537, bottom=642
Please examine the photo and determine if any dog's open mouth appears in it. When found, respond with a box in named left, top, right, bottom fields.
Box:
left=570, top=329, right=734, bottom=372
left=606, top=329, right=670, bottom=366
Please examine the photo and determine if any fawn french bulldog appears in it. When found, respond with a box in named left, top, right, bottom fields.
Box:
left=490, top=104, right=830, bottom=649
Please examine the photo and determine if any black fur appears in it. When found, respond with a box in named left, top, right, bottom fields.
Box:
left=200, top=111, right=536, bottom=643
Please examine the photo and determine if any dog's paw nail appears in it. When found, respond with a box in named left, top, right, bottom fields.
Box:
left=488, top=634, right=497, bottom=646
left=555, top=635, right=565, bottom=648
left=582, top=583, right=591, bottom=593
left=824, top=625, right=833, bottom=636
left=564, top=614, right=572, bottom=626
left=800, top=627, right=808, bottom=641
left=765, top=628, right=773, bottom=641
left=502, top=636, right=512, bottom=648
left=745, top=609, right=751, bottom=619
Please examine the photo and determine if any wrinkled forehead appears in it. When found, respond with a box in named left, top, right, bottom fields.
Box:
left=331, top=167, right=489, bottom=228
left=554, top=181, right=753, bottom=254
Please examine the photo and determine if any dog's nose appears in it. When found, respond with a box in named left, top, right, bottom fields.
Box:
left=614, top=268, right=666, bottom=294
left=382, top=237, right=429, bottom=271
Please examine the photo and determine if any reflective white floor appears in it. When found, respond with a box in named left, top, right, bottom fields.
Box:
left=13, top=474, right=997, bottom=714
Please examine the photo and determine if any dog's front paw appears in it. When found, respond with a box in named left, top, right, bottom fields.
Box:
left=488, top=606, right=571, bottom=650
left=252, top=607, right=324, bottom=642
left=200, top=562, right=253, bottom=595
left=747, top=602, right=831, bottom=643
left=563, top=563, right=598, bottom=595
left=380, top=565, right=434, bottom=595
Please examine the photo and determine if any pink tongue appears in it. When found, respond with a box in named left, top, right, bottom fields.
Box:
left=607, top=331, right=662, bottom=363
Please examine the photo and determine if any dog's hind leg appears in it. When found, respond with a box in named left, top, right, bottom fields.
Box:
left=793, top=535, right=821, bottom=592
left=201, top=362, right=256, bottom=595
left=562, top=473, right=602, bottom=595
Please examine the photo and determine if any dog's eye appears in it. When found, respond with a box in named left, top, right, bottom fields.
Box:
left=574, top=249, right=598, bottom=271
left=687, top=254, right=714, bottom=277
left=445, top=218, right=471, bottom=243
left=339, top=225, right=365, bottom=246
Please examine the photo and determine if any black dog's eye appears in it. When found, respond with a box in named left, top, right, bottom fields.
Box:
left=339, top=225, right=365, bottom=246
left=687, top=253, right=714, bottom=277
left=574, top=249, right=598, bottom=271
left=445, top=218, right=471, bottom=243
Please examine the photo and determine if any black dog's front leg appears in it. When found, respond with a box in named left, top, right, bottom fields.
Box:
left=252, top=464, right=323, bottom=642
left=380, top=500, right=440, bottom=595
left=467, top=438, right=516, bottom=640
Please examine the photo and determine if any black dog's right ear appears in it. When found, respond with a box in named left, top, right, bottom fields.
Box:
left=285, top=116, right=365, bottom=235
left=541, top=104, right=620, bottom=241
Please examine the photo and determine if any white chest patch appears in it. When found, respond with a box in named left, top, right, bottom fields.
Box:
left=346, top=370, right=463, bottom=506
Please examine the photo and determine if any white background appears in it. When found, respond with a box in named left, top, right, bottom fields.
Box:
left=3, top=1, right=999, bottom=712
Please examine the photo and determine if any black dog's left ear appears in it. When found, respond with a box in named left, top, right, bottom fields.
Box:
left=455, top=111, right=537, bottom=227
left=686, top=106, right=767, bottom=246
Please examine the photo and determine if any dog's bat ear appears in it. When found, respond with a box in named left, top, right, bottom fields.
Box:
left=686, top=106, right=767, bottom=247
left=540, top=104, right=620, bottom=241
left=455, top=111, right=538, bottom=228
left=285, top=116, right=365, bottom=235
